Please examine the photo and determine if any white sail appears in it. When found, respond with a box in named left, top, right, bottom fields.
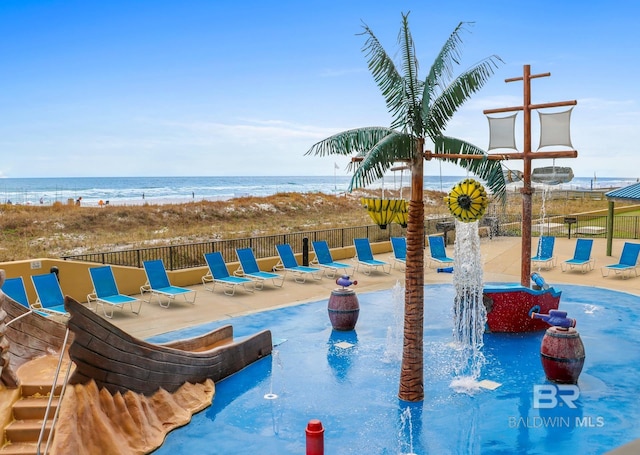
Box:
left=538, top=108, right=574, bottom=149
left=487, top=113, right=518, bottom=151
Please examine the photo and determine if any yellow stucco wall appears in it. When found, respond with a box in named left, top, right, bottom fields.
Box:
left=0, top=242, right=391, bottom=304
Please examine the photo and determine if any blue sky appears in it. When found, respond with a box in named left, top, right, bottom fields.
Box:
left=0, top=0, right=638, bottom=179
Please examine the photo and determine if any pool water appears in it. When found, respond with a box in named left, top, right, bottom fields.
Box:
left=150, top=284, right=640, bottom=455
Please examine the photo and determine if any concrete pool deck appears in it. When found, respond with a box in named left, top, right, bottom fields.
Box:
left=109, top=236, right=640, bottom=340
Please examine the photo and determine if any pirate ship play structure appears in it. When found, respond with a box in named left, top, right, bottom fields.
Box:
left=430, top=64, right=578, bottom=332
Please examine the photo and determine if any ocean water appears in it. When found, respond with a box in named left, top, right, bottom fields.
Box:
left=0, top=175, right=635, bottom=207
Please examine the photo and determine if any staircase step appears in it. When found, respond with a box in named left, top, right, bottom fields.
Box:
left=4, top=421, right=52, bottom=443
left=12, top=397, right=59, bottom=421
left=20, top=383, right=62, bottom=398
left=0, top=441, right=47, bottom=455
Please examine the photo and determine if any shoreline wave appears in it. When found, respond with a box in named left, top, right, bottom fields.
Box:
left=0, top=175, right=635, bottom=207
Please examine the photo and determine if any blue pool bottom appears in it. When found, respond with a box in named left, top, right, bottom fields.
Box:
left=150, top=284, right=640, bottom=455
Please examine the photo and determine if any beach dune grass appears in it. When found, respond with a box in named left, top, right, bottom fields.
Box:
left=0, top=190, right=624, bottom=262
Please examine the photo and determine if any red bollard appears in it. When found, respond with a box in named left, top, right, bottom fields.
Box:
left=306, top=419, right=324, bottom=455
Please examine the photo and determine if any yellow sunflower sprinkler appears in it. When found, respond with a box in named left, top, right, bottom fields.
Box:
left=444, top=178, right=489, bottom=222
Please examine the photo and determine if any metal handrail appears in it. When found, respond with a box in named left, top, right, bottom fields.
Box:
left=37, top=327, right=73, bottom=455
left=5, top=309, right=34, bottom=327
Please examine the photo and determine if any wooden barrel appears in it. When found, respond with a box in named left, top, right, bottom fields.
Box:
left=540, top=326, right=585, bottom=384
left=328, top=288, right=359, bottom=331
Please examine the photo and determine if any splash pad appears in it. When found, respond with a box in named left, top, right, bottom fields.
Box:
left=151, top=284, right=640, bottom=455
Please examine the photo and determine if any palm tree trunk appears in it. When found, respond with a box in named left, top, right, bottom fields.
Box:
left=398, top=139, right=425, bottom=402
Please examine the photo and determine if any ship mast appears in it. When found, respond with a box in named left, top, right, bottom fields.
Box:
left=484, top=65, right=577, bottom=285
left=425, top=64, right=578, bottom=286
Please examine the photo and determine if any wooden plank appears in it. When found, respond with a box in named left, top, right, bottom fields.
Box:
left=65, top=296, right=272, bottom=395
left=1, top=294, right=69, bottom=370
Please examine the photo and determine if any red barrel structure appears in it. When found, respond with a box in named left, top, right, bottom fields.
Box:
left=328, top=288, right=359, bottom=331
left=540, top=326, right=585, bottom=384
left=306, top=419, right=324, bottom=455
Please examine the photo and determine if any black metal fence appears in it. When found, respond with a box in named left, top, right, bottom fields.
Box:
left=62, top=223, right=410, bottom=271
left=61, top=213, right=640, bottom=271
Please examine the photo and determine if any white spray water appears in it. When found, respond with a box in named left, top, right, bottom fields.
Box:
left=383, top=280, right=405, bottom=363
left=398, top=407, right=418, bottom=455
left=450, top=219, right=487, bottom=393
left=264, top=349, right=282, bottom=400
left=533, top=185, right=551, bottom=272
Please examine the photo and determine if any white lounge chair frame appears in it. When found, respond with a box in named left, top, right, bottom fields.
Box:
left=202, top=252, right=255, bottom=296
left=235, top=248, right=285, bottom=289
left=353, top=238, right=391, bottom=275
left=601, top=242, right=640, bottom=279
left=561, top=239, right=595, bottom=273
left=311, top=240, right=354, bottom=278
left=88, top=266, right=142, bottom=318
left=275, top=244, right=323, bottom=283
left=141, top=259, right=197, bottom=308
left=426, top=235, right=454, bottom=269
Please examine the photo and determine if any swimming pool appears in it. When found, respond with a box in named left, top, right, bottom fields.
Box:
left=150, top=284, right=640, bottom=454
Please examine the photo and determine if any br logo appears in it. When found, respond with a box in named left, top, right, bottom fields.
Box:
left=533, top=384, right=580, bottom=409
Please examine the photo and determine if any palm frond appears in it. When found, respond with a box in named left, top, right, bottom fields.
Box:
left=305, top=127, right=395, bottom=157
left=349, top=132, right=415, bottom=190
left=433, top=135, right=507, bottom=201
left=427, top=56, right=503, bottom=137
left=421, top=21, right=472, bottom=115
left=398, top=12, right=423, bottom=135
left=359, top=23, right=406, bottom=129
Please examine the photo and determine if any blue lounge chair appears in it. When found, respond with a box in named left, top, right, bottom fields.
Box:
left=141, top=259, right=197, bottom=308
left=390, top=237, right=407, bottom=270
left=202, top=251, right=255, bottom=295
left=235, top=248, right=285, bottom=289
left=30, top=273, right=69, bottom=317
left=311, top=240, right=354, bottom=278
left=601, top=242, right=640, bottom=279
left=561, top=238, right=595, bottom=273
left=531, top=236, right=556, bottom=270
left=427, top=235, right=453, bottom=269
left=88, top=266, right=142, bottom=318
left=2, top=275, right=52, bottom=322
left=2, top=276, right=30, bottom=308
left=275, top=244, right=323, bottom=283
left=353, top=238, right=391, bottom=275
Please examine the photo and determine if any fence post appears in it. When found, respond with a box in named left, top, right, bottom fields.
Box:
left=302, top=237, right=309, bottom=266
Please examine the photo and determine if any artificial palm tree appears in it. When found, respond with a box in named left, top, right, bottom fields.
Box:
left=306, top=13, right=506, bottom=402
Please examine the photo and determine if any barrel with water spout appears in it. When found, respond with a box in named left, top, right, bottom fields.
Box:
left=532, top=310, right=585, bottom=384
left=328, top=276, right=359, bottom=331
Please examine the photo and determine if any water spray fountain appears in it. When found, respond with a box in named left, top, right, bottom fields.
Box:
left=444, top=178, right=492, bottom=391
left=264, top=349, right=282, bottom=400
